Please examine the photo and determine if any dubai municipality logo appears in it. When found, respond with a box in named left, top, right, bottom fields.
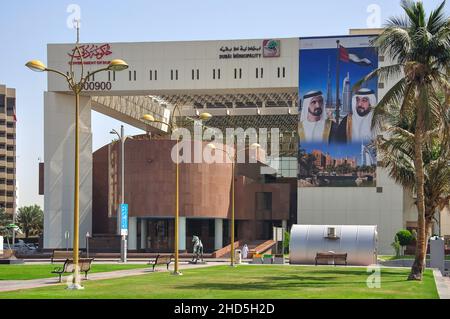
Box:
left=263, top=39, right=280, bottom=58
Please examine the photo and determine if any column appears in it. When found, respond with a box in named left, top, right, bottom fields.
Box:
left=140, top=219, right=147, bottom=250
left=128, top=217, right=137, bottom=250
left=179, top=217, right=186, bottom=251
left=43, top=92, right=92, bottom=249
left=215, top=219, right=223, bottom=250
left=282, top=220, right=288, bottom=231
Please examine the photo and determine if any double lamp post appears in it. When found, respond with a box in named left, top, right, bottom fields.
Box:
left=26, top=47, right=129, bottom=289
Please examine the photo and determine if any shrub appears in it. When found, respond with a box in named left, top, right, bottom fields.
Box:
left=396, top=230, right=414, bottom=247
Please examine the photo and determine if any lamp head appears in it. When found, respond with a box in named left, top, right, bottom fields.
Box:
left=108, top=59, right=129, bottom=72
left=142, top=114, right=155, bottom=122
left=26, top=60, right=47, bottom=72
left=199, top=112, right=212, bottom=121
left=207, top=143, right=217, bottom=150
left=250, top=143, right=261, bottom=149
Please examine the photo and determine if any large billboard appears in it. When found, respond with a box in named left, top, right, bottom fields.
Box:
left=298, top=36, right=378, bottom=187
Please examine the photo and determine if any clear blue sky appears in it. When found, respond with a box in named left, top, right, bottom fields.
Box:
left=0, top=0, right=447, bottom=207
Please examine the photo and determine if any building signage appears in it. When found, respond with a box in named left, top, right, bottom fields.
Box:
left=263, top=39, right=281, bottom=58
left=219, top=39, right=280, bottom=60
left=120, top=204, right=129, bottom=236
left=68, top=43, right=113, bottom=65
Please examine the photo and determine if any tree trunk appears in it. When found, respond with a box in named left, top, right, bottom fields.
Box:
left=408, top=107, right=426, bottom=281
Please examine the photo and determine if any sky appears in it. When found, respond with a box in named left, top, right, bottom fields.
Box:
left=0, top=0, right=447, bottom=208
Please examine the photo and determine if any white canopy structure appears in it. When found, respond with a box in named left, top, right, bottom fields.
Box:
left=290, top=225, right=378, bottom=266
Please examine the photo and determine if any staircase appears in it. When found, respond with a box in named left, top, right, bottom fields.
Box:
left=215, top=240, right=276, bottom=258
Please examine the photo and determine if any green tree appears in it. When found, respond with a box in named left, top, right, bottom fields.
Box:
left=0, top=208, right=11, bottom=237
left=377, top=100, right=450, bottom=278
left=357, top=0, right=450, bottom=280
left=17, top=205, right=44, bottom=238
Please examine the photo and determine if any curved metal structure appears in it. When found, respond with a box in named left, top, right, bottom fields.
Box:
left=290, top=225, right=378, bottom=266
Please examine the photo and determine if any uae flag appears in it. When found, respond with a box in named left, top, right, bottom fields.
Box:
left=339, top=45, right=372, bottom=66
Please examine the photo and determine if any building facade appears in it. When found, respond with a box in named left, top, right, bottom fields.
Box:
left=0, top=85, right=16, bottom=216
left=92, top=137, right=292, bottom=253
left=41, top=30, right=448, bottom=254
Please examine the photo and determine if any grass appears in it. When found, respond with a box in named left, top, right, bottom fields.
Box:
left=0, top=265, right=439, bottom=299
left=379, top=255, right=450, bottom=261
left=0, top=263, right=148, bottom=281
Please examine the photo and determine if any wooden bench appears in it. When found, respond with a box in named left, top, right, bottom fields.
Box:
left=51, top=258, right=94, bottom=282
left=0, top=250, right=15, bottom=259
left=315, top=252, right=348, bottom=266
left=51, top=250, right=81, bottom=263
left=148, top=254, right=173, bottom=271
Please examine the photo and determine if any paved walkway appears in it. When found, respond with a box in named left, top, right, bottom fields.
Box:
left=0, top=261, right=222, bottom=293
left=434, top=269, right=450, bottom=299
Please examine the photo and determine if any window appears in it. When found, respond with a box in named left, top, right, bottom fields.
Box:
left=6, top=191, right=13, bottom=197
left=6, top=180, right=13, bottom=186
left=213, top=69, right=220, bottom=80
left=256, top=68, right=263, bottom=79
left=0, top=144, right=5, bottom=149
left=7, top=122, right=14, bottom=128
left=171, top=70, right=179, bottom=81
left=282, top=67, right=286, bottom=78
left=150, top=70, right=158, bottom=81
left=234, top=68, right=243, bottom=79
left=7, top=98, right=15, bottom=116
left=7, top=145, right=14, bottom=151
left=191, top=69, right=199, bottom=80
left=7, top=156, right=14, bottom=162
left=7, top=168, right=14, bottom=174
left=7, top=134, right=15, bottom=140
left=0, top=156, right=5, bottom=161
left=0, top=167, right=5, bottom=173
left=255, top=192, right=272, bottom=212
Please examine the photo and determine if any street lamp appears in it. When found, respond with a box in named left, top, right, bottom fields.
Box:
left=207, top=142, right=260, bottom=267
left=110, top=126, right=134, bottom=263
left=141, top=112, right=212, bottom=275
left=26, top=29, right=128, bottom=290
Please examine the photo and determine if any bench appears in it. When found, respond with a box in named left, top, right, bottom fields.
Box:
left=51, top=250, right=81, bottom=263
left=148, top=254, right=173, bottom=271
left=51, top=258, right=94, bottom=282
left=315, top=252, right=348, bottom=266
left=0, top=250, right=15, bottom=259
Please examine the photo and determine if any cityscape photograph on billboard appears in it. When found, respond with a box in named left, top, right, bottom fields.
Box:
left=298, top=36, right=378, bottom=187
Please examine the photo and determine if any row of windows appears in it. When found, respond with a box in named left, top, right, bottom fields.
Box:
left=0, top=132, right=15, bottom=139
left=0, top=156, right=15, bottom=162
left=0, top=179, right=15, bottom=185
left=109, top=67, right=289, bottom=82
left=0, top=167, right=15, bottom=174
left=0, top=190, right=14, bottom=197
left=0, top=203, right=14, bottom=208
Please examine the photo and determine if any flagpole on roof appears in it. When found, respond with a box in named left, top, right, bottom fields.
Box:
left=335, top=40, right=341, bottom=125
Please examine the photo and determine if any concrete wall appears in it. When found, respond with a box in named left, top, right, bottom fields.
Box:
left=43, top=92, right=92, bottom=249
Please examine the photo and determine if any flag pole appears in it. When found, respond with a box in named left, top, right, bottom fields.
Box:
left=335, top=40, right=341, bottom=125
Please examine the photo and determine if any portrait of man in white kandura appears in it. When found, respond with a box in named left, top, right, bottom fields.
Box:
left=298, top=90, right=335, bottom=144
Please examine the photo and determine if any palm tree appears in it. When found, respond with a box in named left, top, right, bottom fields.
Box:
left=378, top=103, right=450, bottom=259
left=357, top=0, right=450, bottom=280
left=17, top=205, right=44, bottom=238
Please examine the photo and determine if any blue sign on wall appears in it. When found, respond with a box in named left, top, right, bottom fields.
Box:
left=120, top=204, right=128, bottom=235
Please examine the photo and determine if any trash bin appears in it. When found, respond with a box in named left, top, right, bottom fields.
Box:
left=235, top=249, right=242, bottom=264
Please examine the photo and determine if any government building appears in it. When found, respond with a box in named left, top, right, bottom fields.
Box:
left=38, top=28, right=450, bottom=255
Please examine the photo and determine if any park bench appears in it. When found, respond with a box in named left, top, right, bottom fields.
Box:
left=315, top=252, right=348, bottom=266
left=51, top=258, right=94, bottom=283
left=148, top=254, right=173, bottom=271
left=0, top=250, right=15, bottom=259
left=51, top=250, right=80, bottom=263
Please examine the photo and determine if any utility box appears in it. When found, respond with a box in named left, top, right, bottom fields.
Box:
left=430, top=236, right=445, bottom=274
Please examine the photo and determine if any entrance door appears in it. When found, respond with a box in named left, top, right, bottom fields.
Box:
left=147, top=219, right=173, bottom=252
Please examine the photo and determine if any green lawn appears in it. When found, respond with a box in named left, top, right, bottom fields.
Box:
left=379, top=255, right=450, bottom=261
left=0, top=265, right=438, bottom=299
left=0, top=263, right=148, bottom=281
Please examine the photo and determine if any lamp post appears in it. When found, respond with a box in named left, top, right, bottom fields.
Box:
left=26, top=29, right=128, bottom=290
left=85, top=232, right=90, bottom=258
left=110, top=126, right=134, bottom=263
left=207, top=143, right=260, bottom=267
left=141, top=112, right=212, bottom=275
